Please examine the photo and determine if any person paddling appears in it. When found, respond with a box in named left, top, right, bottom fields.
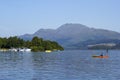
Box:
left=100, top=53, right=103, bottom=56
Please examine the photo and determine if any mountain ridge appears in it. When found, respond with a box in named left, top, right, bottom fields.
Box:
left=20, top=23, right=120, bottom=49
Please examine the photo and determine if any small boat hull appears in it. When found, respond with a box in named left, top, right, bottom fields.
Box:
left=92, top=55, right=109, bottom=58
left=45, top=50, right=52, bottom=53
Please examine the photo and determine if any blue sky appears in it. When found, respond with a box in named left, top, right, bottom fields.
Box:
left=0, top=0, right=120, bottom=37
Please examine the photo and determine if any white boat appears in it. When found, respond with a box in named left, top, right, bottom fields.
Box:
left=24, top=48, right=31, bottom=52
left=9, top=48, right=31, bottom=52
left=18, top=48, right=31, bottom=52
left=9, top=48, right=17, bottom=52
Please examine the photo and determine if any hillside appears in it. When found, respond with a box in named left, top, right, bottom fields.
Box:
left=20, top=23, right=120, bottom=49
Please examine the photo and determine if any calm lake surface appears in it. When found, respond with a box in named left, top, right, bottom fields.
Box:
left=0, top=50, right=120, bottom=80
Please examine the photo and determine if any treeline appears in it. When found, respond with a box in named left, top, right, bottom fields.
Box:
left=0, top=36, right=64, bottom=52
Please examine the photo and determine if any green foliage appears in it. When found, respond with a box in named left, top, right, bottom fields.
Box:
left=0, top=38, right=3, bottom=48
left=0, top=36, right=64, bottom=52
left=31, top=36, right=64, bottom=51
left=24, top=40, right=32, bottom=48
left=6, top=36, right=24, bottom=48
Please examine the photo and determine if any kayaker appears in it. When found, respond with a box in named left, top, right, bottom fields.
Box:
left=100, top=53, right=103, bottom=56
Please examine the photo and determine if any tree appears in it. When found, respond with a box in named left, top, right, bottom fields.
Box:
left=0, top=36, right=64, bottom=52
left=32, top=36, right=42, bottom=46
left=0, top=38, right=3, bottom=48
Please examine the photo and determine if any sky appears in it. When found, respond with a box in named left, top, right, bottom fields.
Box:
left=0, top=0, right=120, bottom=37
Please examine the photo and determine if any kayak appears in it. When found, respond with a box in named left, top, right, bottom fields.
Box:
left=92, top=55, right=109, bottom=58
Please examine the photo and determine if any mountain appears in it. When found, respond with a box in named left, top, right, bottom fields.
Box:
left=20, top=23, right=120, bottom=49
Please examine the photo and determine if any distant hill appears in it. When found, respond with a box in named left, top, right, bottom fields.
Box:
left=20, top=23, right=120, bottom=49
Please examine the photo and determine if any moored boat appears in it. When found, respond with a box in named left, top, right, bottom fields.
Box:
left=45, top=50, right=52, bottom=53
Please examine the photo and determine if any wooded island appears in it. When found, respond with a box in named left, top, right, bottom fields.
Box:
left=0, top=36, right=64, bottom=52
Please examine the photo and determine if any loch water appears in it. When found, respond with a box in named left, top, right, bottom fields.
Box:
left=0, top=50, right=120, bottom=80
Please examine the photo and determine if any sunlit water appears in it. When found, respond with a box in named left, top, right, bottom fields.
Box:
left=0, top=50, right=120, bottom=80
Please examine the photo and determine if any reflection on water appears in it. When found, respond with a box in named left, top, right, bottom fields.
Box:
left=0, top=50, right=120, bottom=80
left=0, top=52, right=34, bottom=80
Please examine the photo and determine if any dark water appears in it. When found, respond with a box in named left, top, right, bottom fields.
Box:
left=0, top=50, right=120, bottom=80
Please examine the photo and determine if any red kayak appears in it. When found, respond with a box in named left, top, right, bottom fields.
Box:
left=92, top=55, right=109, bottom=58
